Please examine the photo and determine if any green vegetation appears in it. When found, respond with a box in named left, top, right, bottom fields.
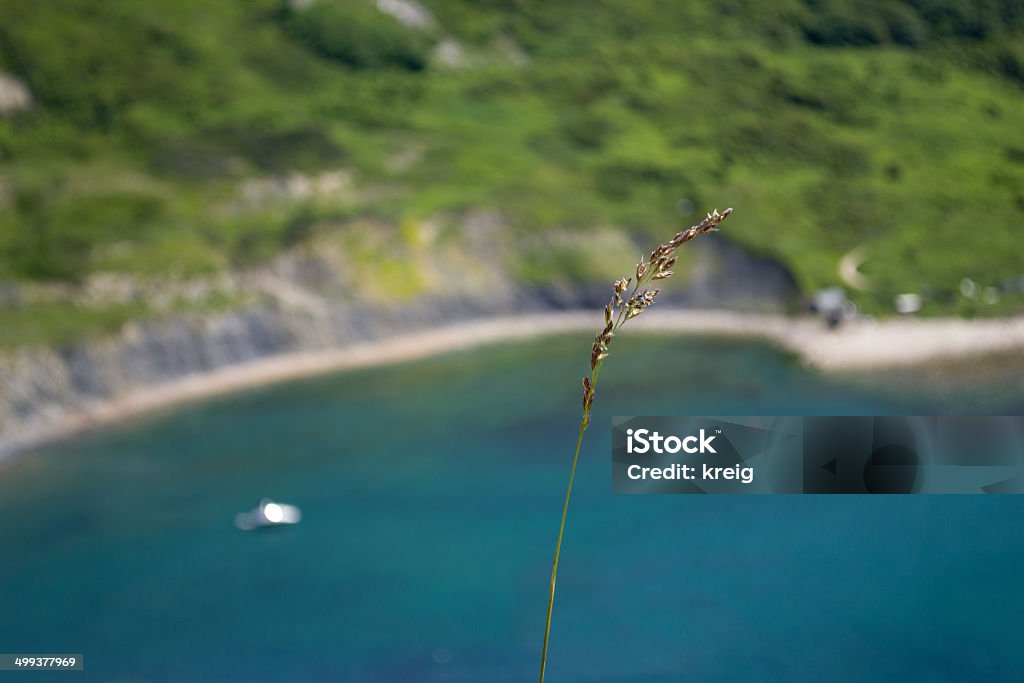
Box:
left=0, top=301, right=145, bottom=349
left=1, top=0, right=1023, bottom=346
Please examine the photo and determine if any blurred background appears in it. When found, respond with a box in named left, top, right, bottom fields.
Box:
left=1, top=1, right=1024, bottom=681
left=1, top=0, right=1023, bottom=335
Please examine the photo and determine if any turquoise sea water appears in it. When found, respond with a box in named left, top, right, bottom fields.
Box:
left=1, top=334, right=1022, bottom=682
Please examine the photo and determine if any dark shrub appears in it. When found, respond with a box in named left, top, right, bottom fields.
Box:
left=286, top=1, right=431, bottom=71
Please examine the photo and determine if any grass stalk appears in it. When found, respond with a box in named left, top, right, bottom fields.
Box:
left=538, top=208, right=733, bottom=683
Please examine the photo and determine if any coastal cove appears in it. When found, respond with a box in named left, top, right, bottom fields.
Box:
left=3, top=309, right=1024, bottom=464
left=1, top=331, right=1022, bottom=681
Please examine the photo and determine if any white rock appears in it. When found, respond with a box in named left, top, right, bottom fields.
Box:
left=376, top=0, right=434, bottom=29
left=894, top=293, right=922, bottom=314
left=0, top=71, right=32, bottom=114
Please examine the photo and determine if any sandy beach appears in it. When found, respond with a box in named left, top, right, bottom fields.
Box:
left=2, top=310, right=1024, bottom=463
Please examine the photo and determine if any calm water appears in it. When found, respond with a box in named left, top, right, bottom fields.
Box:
left=1, top=334, right=1022, bottom=682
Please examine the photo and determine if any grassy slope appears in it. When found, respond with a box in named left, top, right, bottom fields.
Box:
left=0, top=0, right=1023, bottom=346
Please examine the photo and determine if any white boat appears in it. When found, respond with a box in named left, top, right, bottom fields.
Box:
left=234, top=499, right=302, bottom=530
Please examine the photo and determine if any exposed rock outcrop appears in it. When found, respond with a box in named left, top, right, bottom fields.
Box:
left=0, top=71, right=32, bottom=115
left=0, top=230, right=797, bottom=457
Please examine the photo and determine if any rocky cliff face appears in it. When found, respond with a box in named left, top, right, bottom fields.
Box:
left=0, top=232, right=796, bottom=456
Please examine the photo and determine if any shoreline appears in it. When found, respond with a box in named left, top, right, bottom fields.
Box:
left=3, top=310, right=1024, bottom=464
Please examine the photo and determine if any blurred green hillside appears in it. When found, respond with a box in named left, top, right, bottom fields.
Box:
left=1, top=0, right=1023, bottom=346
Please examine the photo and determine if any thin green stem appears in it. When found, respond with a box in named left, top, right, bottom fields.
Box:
left=538, top=416, right=587, bottom=683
